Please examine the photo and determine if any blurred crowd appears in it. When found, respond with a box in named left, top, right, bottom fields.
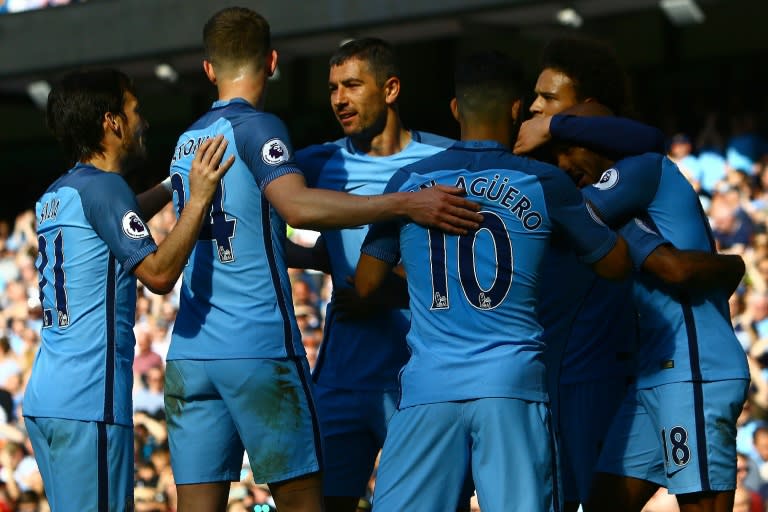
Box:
left=0, top=112, right=764, bottom=511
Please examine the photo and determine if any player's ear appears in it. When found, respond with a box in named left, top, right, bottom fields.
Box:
left=267, top=49, right=278, bottom=77
left=450, top=97, right=460, bottom=122
left=203, top=60, right=217, bottom=85
left=104, top=112, right=121, bottom=136
left=383, top=76, right=400, bottom=105
left=510, top=99, right=522, bottom=125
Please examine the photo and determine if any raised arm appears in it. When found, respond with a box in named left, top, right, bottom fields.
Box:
left=514, top=111, right=664, bottom=158
left=263, top=173, right=482, bottom=235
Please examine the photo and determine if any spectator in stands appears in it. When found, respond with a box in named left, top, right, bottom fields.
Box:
left=134, top=366, right=165, bottom=417
left=668, top=133, right=701, bottom=191
left=134, top=324, right=163, bottom=377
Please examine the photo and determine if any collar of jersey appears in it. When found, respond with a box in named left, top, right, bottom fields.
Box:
left=211, top=97, right=255, bottom=110
left=70, top=162, right=104, bottom=174
left=454, top=140, right=508, bottom=151
left=344, top=130, right=422, bottom=156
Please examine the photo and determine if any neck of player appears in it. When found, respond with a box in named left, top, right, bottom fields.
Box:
left=460, top=118, right=513, bottom=149
left=353, top=110, right=411, bottom=157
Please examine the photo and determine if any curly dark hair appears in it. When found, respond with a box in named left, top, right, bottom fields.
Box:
left=540, top=37, right=633, bottom=116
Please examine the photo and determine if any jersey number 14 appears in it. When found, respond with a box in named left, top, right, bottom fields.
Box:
left=171, top=173, right=237, bottom=263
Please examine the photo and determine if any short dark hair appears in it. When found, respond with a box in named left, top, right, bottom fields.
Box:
left=203, top=7, right=271, bottom=72
left=454, top=50, right=523, bottom=120
left=46, top=68, right=135, bottom=165
left=540, top=37, right=632, bottom=116
left=329, top=38, right=399, bottom=85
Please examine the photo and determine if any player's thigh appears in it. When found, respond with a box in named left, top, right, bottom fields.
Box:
left=25, top=416, right=132, bottom=512
left=313, top=384, right=393, bottom=496
left=559, top=377, right=628, bottom=503
left=373, top=403, right=470, bottom=512
left=596, top=387, right=665, bottom=487
left=640, top=379, right=748, bottom=495
left=468, top=398, right=555, bottom=512
left=164, top=359, right=244, bottom=484
left=214, top=357, right=322, bottom=485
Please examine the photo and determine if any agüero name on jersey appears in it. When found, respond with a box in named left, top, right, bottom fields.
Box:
left=456, top=174, right=542, bottom=230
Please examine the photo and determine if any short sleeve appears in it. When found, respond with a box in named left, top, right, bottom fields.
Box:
left=539, top=164, right=617, bottom=264
left=580, top=154, right=663, bottom=229
left=294, top=144, right=338, bottom=188
left=235, top=113, right=303, bottom=190
left=360, top=221, right=401, bottom=265
left=81, top=174, right=158, bottom=272
left=618, top=218, right=668, bottom=270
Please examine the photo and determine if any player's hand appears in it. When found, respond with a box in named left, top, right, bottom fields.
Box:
left=406, top=185, right=482, bottom=235
left=513, top=115, right=552, bottom=155
left=187, top=135, right=236, bottom=207
left=332, top=285, right=376, bottom=320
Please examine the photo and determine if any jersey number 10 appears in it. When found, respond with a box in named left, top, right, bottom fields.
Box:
left=428, top=211, right=513, bottom=311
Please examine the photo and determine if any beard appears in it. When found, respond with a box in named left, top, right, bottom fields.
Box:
left=120, top=133, right=148, bottom=175
left=120, top=144, right=148, bottom=175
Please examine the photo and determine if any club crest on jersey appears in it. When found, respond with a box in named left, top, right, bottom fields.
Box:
left=122, top=211, right=149, bottom=239
left=593, top=168, right=619, bottom=190
left=261, top=138, right=290, bottom=165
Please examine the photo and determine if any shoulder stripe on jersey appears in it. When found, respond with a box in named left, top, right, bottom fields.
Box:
left=97, top=422, right=109, bottom=511
left=104, top=255, right=116, bottom=424
left=260, top=198, right=296, bottom=357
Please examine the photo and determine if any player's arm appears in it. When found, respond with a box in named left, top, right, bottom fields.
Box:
left=136, top=180, right=172, bottom=221
left=285, top=236, right=331, bottom=273
left=263, top=172, right=482, bottom=235
left=355, top=254, right=396, bottom=299
left=618, top=217, right=745, bottom=296
left=587, top=236, right=631, bottom=280
left=545, top=167, right=632, bottom=280
left=641, top=244, right=745, bottom=297
left=134, top=136, right=234, bottom=294
left=333, top=271, right=409, bottom=319
left=354, top=220, right=401, bottom=299
left=514, top=107, right=664, bottom=157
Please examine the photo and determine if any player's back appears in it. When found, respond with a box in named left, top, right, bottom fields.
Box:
left=539, top=240, right=635, bottom=397
left=295, top=131, right=453, bottom=389
left=379, top=141, right=615, bottom=408
left=584, top=153, right=748, bottom=386
left=168, top=98, right=303, bottom=361
left=25, top=166, right=146, bottom=426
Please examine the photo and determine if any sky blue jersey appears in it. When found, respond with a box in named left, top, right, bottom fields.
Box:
left=582, top=153, right=749, bottom=387
left=361, top=141, right=619, bottom=408
left=295, top=131, right=453, bottom=390
left=540, top=115, right=667, bottom=388
left=539, top=239, right=636, bottom=387
left=167, top=98, right=304, bottom=360
left=24, top=165, right=157, bottom=426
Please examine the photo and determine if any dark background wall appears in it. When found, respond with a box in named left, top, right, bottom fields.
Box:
left=0, top=0, right=765, bottom=221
